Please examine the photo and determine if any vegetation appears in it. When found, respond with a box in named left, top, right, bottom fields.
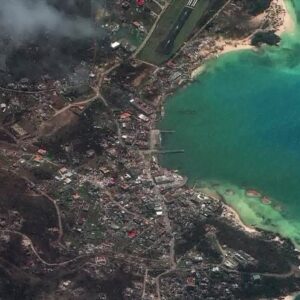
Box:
left=138, top=0, right=210, bottom=65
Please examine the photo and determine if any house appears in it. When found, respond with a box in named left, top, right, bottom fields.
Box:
left=111, top=41, right=121, bottom=49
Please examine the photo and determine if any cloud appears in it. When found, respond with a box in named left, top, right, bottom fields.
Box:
left=0, top=0, right=94, bottom=42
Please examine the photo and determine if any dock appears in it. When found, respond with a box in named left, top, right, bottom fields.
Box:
left=157, top=149, right=184, bottom=154
left=160, top=130, right=175, bottom=133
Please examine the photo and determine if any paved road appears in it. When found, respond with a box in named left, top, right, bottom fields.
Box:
left=134, top=1, right=170, bottom=58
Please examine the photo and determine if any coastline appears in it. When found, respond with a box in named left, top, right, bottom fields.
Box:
left=154, top=1, right=300, bottom=265
left=277, top=0, right=295, bottom=34
left=2, top=0, right=300, bottom=299
left=284, top=292, right=300, bottom=300
left=221, top=202, right=259, bottom=234
left=190, top=39, right=254, bottom=79
left=198, top=187, right=259, bottom=234
left=183, top=0, right=296, bottom=234
left=190, top=0, right=294, bottom=80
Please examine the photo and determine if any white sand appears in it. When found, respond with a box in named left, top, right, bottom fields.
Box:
left=190, top=65, right=206, bottom=79
left=188, top=0, right=297, bottom=241
left=283, top=292, right=300, bottom=300
left=277, top=0, right=295, bottom=35
left=218, top=40, right=254, bottom=55
left=198, top=188, right=259, bottom=234
left=218, top=0, right=295, bottom=55
left=222, top=204, right=259, bottom=234
left=204, top=0, right=296, bottom=235
left=190, top=0, right=295, bottom=78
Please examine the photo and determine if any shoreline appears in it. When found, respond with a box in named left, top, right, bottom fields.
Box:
left=221, top=202, right=259, bottom=234
left=284, top=291, right=300, bottom=300
left=277, top=0, right=295, bottom=35
left=197, top=187, right=259, bottom=234
left=159, top=0, right=297, bottom=240
left=190, top=39, right=254, bottom=79
left=190, top=0, right=294, bottom=79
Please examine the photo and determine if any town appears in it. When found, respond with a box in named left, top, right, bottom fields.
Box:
left=0, top=0, right=299, bottom=299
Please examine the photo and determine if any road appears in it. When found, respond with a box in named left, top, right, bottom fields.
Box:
left=0, top=229, right=86, bottom=266
left=0, top=83, right=89, bottom=95
left=133, top=1, right=171, bottom=58
left=140, top=151, right=177, bottom=298
left=174, top=0, right=233, bottom=59
left=92, top=61, right=125, bottom=147
left=142, top=268, right=149, bottom=299
left=53, top=95, right=99, bottom=117
left=3, top=168, right=64, bottom=242
left=104, top=191, right=147, bottom=221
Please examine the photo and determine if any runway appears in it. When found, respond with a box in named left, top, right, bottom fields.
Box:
left=158, top=0, right=198, bottom=54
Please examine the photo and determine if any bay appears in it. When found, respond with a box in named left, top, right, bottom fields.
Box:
left=160, top=0, right=300, bottom=244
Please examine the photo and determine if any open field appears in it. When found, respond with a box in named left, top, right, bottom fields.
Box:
left=138, top=0, right=211, bottom=65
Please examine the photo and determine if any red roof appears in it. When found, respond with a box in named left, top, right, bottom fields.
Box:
left=136, top=0, right=145, bottom=6
left=127, top=229, right=138, bottom=238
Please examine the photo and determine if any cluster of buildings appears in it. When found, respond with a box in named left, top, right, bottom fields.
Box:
left=1, top=0, right=300, bottom=299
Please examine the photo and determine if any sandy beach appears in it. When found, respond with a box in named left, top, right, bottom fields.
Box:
left=190, top=0, right=294, bottom=79
left=277, top=0, right=295, bottom=35
left=283, top=292, right=300, bottom=300
left=219, top=0, right=295, bottom=54
left=190, top=64, right=206, bottom=78
left=190, top=41, right=253, bottom=79
left=191, top=0, right=293, bottom=79
left=222, top=203, right=259, bottom=234
left=217, top=0, right=296, bottom=237
left=189, top=0, right=297, bottom=234
left=217, top=0, right=295, bottom=54
left=198, top=188, right=259, bottom=234
left=218, top=39, right=253, bottom=55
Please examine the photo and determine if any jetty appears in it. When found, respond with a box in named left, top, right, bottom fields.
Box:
left=156, top=149, right=184, bottom=154
left=160, top=130, right=176, bottom=133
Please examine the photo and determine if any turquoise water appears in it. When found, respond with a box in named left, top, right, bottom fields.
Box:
left=160, top=0, right=300, bottom=244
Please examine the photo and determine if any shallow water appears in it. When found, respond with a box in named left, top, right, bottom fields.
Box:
left=160, top=0, right=300, bottom=244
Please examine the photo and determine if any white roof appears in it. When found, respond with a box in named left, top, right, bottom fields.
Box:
left=111, top=41, right=120, bottom=48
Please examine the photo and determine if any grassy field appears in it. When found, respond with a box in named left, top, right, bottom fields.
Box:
left=138, top=0, right=211, bottom=65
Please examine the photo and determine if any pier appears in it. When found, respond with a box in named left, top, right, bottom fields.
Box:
left=148, top=129, right=183, bottom=155
left=160, top=130, right=175, bottom=133
left=156, top=149, right=185, bottom=154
